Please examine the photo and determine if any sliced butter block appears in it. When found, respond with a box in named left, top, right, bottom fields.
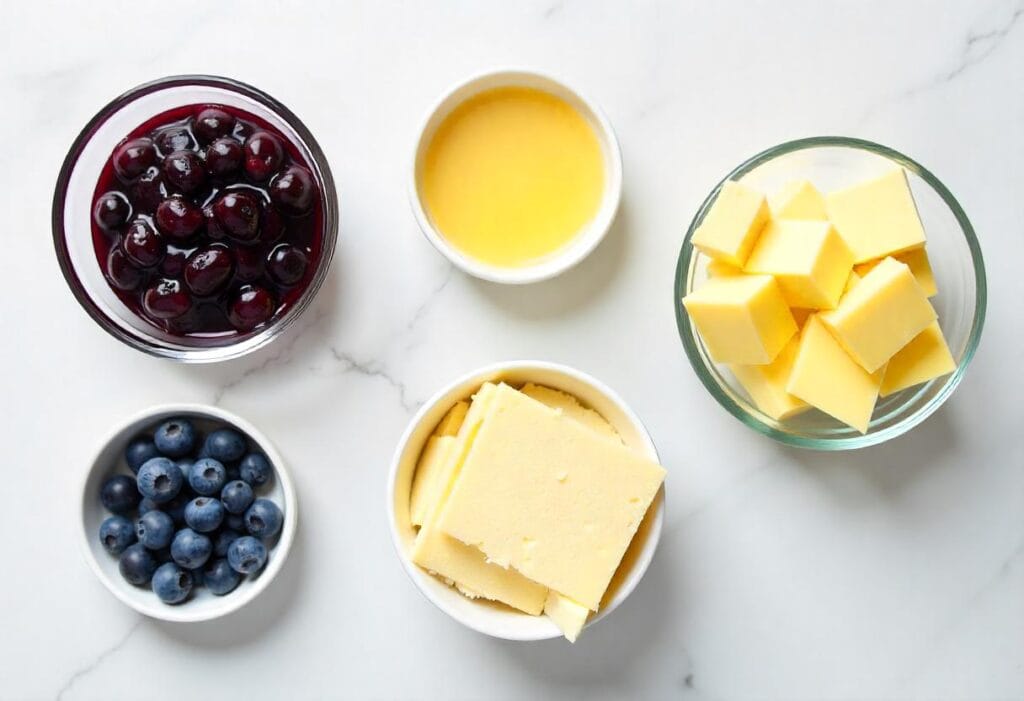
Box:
left=786, top=316, right=883, bottom=433
left=437, top=384, right=666, bottom=611
left=855, top=248, right=937, bottom=297
left=409, top=436, right=457, bottom=527
left=880, top=321, right=955, bottom=397
left=825, top=169, right=927, bottom=263
left=683, top=275, right=797, bottom=365
left=820, top=257, right=936, bottom=373
left=544, top=591, right=590, bottom=643
left=691, top=180, right=770, bottom=267
left=769, top=179, right=828, bottom=220
left=845, top=270, right=861, bottom=293
left=707, top=259, right=743, bottom=278
left=744, top=219, right=854, bottom=309
left=434, top=400, right=470, bottom=437
left=791, top=307, right=813, bottom=328
left=520, top=383, right=621, bottom=443
left=729, top=335, right=808, bottom=421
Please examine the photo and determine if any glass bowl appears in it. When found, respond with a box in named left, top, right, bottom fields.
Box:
left=52, top=75, right=339, bottom=362
left=674, top=137, right=986, bottom=450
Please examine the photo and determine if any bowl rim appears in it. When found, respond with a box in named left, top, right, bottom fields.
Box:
left=52, top=74, right=339, bottom=363
left=78, top=402, right=298, bottom=623
left=674, top=135, right=987, bottom=450
left=386, top=360, right=665, bottom=641
left=407, top=67, right=623, bottom=285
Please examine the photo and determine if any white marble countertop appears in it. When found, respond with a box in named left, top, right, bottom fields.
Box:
left=2, top=1, right=1022, bottom=699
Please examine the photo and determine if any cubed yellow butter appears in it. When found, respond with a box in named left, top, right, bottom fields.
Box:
left=769, top=179, right=828, bottom=220
left=729, top=335, right=808, bottom=421
left=825, top=169, right=927, bottom=263
left=520, top=383, right=621, bottom=443
left=691, top=180, right=770, bottom=267
left=437, top=385, right=666, bottom=611
left=683, top=275, right=798, bottom=365
left=786, top=316, right=884, bottom=433
left=880, top=321, right=955, bottom=397
left=434, top=400, right=470, bottom=436
left=791, top=307, right=813, bottom=328
left=544, top=591, right=590, bottom=643
left=744, top=219, right=854, bottom=309
left=706, top=259, right=743, bottom=278
left=845, top=270, right=861, bottom=293
left=409, top=436, right=457, bottom=527
left=855, top=248, right=937, bottom=297
left=820, top=257, right=937, bottom=373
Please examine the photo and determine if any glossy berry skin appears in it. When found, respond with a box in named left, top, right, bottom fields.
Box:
left=213, top=529, right=242, bottom=558
left=187, top=457, right=227, bottom=496
left=155, top=195, right=204, bottom=239
left=269, top=166, right=316, bottom=216
left=203, top=558, right=241, bottom=595
left=185, top=497, right=225, bottom=533
left=220, top=480, right=254, bottom=515
left=227, top=535, right=267, bottom=575
left=93, top=192, right=131, bottom=230
left=119, top=543, right=158, bottom=586
left=212, top=192, right=261, bottom=243
left=183, top=245, right=235, bottom=297
left=125, top=438, right=160, bottom=473
left=100, top=475, right=141, bottom=514
left=156, top=126, right=195, bottom=154
left=163, top=150, right=206, bottom=193
left=151, top=562, right=193, bottom=604
left=122, top=219, right=164, bottom=268
left=136, top=457, right=184, bottom=504
left=135, top=509, right=175, bottom=550
left=260, top=205, right=285, bottom=244
left=170, top=528, right=213, bottom=569
left=239, top=453, right=273, bottom=487
left=131, top=167, right=167, bottom=213
left=113, top=138, right=157, bottom=181
left=153, top=418, right=197, bottom=457
left=228, top=285, right=275, bottom=331
left=99, top=515, right=136, bottom=555
left=106, top=248, right=144, bottom=291
left=194, top=107, right=235, bottom=144
left=204, top=137, right=243, bottom=176
left=244, top=498, right=283, bottom=539
left=243, top=131, right=284, bottom=181
left=143, top=278, right=192, bottom=320
left=266, top=244, right=308, bottom=286
left=203, top=428, right=247, bottom=463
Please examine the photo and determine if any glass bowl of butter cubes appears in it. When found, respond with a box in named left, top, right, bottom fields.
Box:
left=675, top=136, right=986, bottom=450
left=387, top=361, right=666, bottom=642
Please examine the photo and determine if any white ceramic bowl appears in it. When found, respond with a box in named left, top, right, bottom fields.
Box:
left=79, top=403, right=297, bottom=623
left=387, top=361, right=665, bottom=641
left=409, top=69, right=623, bottom=284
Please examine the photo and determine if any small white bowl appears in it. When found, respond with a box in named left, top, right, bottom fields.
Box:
left=387, top=361, right=665, bottom=641
left=79, top=403, right=297, bottom=623
left=409, top=69, right=624, bottom=284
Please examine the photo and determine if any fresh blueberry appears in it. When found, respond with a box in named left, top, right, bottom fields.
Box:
left=162, top=491, right=191, bottom=525
left=99, top=474, right=141, bottom=514
left=125, top=437, right=160, bottom=473
left=244, top=498, right=283, bottom=540
left=118, top=543, right=157, bottom=586
left=203, top=428, right=247, bottom=463
left=153, top=418, right=197, bottom=457
left=213, top=529, right=242, bottom=558
left=170, top=528, right=212, bottom=569
left=184, top=497, right=225, bottom=533
left=226, top=536, right=267, bottom=575
left=203, top=558, right=241, bottom=596
left=176, top=459, right=194, bottom=482
left=221, top=480, right=254, bottom=515
left=224, top=513, right=246, bottom=532
left=151, top=562, right=193, bottom=604
left=238, top=453, right=273, bottom=487
left=138, top=497, right=159, bottom=516
left=136, top=457, right=184, bottom=503
left=188, top=457, right=227, bottom=496
left=135, top=510, right=175, bottom=550
left=99, top=515, right=136, bottom=555
left=189, top=566, right=205, bottom=588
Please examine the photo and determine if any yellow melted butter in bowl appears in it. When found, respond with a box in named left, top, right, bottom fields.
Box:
left=420, top=86, right=606, bottom=268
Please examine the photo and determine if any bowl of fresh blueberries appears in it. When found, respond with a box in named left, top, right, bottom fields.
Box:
left=79, top=404, right=297, bottom=622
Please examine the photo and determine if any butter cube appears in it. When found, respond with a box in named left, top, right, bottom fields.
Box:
left=683, top=275, right=798, bottom=365
left=769, top=179, right=828, bottom=220
left=706, top=259, right=743, bottom=278
left=791, top=307, right=813, bottom=328
left=729, top=335, right=808, bottom=421
left=409, top=436, right=457, bottom=527
left=880, top=321, right=955, bottom=397
left=744, top=219, right=854, bottom=309
left=691, top=180, right=770, bottom=266
left=434, top=400, right=469, bottom=436
left=520, top=383, right=621, bottom=442
left=544, top=591, right=590, bottom=643
left=437, top=385, right=666, bottom=611
left=820, top=257, right=937, bottom=372
left=826, top=169, right=927, bottom=263
left=855, top=248, right=937, bottom=297
left=786, top=316, right=884, bottom=433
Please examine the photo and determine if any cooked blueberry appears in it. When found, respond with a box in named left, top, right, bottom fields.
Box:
left=151, top=562, right=193, bottom=604
left=266, top=243, right=309, bottom=286
left=100, top=474, right=140, bottom=514
left=269, top=166, right=316, bottom=216
left=239, top=453, right=273, bottom=487
left=184, top=245, right=235, bottom=297
left=185, top=497, right=225, bottom=533
left=155, top=126, right=196, bottom=154
left=113, top=138, right=157, bottom=181
left=170, top=528, right=212, bottom=569
left=213, top=529, right=242, bottom=558
left=142, top=278, right=192, bottom=320
left=136, top=457, right=184, bottom=503
left=188, top=457, right=227, bottom=496
left=153, top=418, right=197, bottom=457
left=119, top=543, right=157, bottom=586
left=204, top=137, right=243, bottom=176
left=93, top=191, right=131, bottom=230
left=220, top=480, right=254, bottom=515
left=162, top=150, right=206, bottom=193
left=106, top=247, right=143, bottom=291
left=243, top=131, right=284, bottom=181
left=233, top=245, right=265, bottom=282
left=244, top=498, right=283, bottom=539
left=228, top=285, right=276, bottom=331
left=260, top=204, right=285, bottom=244
left=203, top=558, right=241, bottom=595
left=135, top=510, right=175, bottom=550
left=122, top=219, right=164, bottom=268
left=203, top=428, right=247, bottom=462
left=131, top=166, right=167, bottom=213
left=212, top=192, right=261, bottom=243
left=99, top=515, right=136, bottom=555
left=155, top=195, right=204, bottom=239
left=125, top=438, right=160, bottom=473
left=194, top=107, right=235, bottom=144
left=159, top=243, right=191, bottom=278
left=227, top=535, right=267, bottom=575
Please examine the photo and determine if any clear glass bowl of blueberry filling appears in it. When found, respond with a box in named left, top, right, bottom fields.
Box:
left=53, top=75, right=338, bottom=362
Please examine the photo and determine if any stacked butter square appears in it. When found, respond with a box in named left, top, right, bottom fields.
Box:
left=683, top=170, right=955, bottom=433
